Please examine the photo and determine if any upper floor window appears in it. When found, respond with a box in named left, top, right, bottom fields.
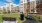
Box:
left=21, top=1, right=23, bottom=3
left=20, top=4, right=23, bottom=6
left=36, top=0, right=40, bottom=4
left=11, top=5, right=13, bottom=7
left=27, top=0, right=30, bottom=2
left=24, top=0, right=25, bottom=2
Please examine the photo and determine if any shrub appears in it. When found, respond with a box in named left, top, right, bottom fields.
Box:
left=3, top=12, right=7, bottom=14
left=8, top=10, right=10, bottom=13
left=39, top=20, right=42, bottom=22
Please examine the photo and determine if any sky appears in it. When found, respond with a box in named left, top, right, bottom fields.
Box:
left=0, top=0, right=20, bottom=6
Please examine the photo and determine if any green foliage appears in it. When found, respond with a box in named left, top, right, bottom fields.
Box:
left=26, top=8, right=29, bottom=15
left=26, top=8, right=29, bottom=13
left=0, top=14, right=25, bottom=23
left=39, top=20, right=42, bottom=22
left=26, top=8, right=29, bottom=12
left=8, top=10, right=10, bottom=13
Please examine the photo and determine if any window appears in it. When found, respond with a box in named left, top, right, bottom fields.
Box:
left=31, top=7, right=35, bottom=13
left=27, top=5, right=30, bottom=8
left=11, top=5, right=13, bottom=7
left=36, top=0, right=40, bottom=4
left=20, top=7, right=23, bottom=12
left=16, top=6, right=19, bottom=10
left=11, top=8, right=14, bottom=9
left=3, top=7, right=6, bottom=11
left=21, top=1, right=23, bottom=3
left=24, top=0, right=25, bottom=2
left=21, top=4, right=23, bottom=6
left=27, top=0, right=30, bottom=2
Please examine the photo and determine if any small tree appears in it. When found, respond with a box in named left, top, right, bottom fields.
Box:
left=8, top=10, right=10, bottom=13
left=26, top=8, right=29, bottom=15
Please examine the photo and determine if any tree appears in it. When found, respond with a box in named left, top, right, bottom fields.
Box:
left=26, top=8, right=29, bottom=15
left=8, top=10, right=10, bottom=13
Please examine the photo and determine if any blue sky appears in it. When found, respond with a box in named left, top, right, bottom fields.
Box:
left=0, top=0, right=20, bottom=6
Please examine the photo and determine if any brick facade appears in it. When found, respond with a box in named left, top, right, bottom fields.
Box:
left=24, top=3, right=27, bottom=13
left=36, top=2, right=42, bottom=14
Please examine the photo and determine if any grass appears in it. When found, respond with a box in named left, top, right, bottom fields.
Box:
left=31, top=14, right=42, bottom=22
left=0, top=10, right=2, bottom=14
left=0, top=12, right=42, bottom=23
left=0, top=10, right=26, bottom=23
left=0, top=13, right=26, bottom=23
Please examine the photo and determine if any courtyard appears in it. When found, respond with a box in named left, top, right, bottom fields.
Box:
left=0, top=13, right=42, bottom=23
left=0, top=13, right=25, bottom=23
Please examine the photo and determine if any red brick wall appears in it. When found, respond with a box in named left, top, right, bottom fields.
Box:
left=36, top=2, right=42, bottom=14
left=24, top=3, right=27, bottom=13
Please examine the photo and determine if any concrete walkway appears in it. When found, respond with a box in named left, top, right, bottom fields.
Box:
left=22, top=19, right=42, bottom=23
left=22, top=19, right=36, bottom=23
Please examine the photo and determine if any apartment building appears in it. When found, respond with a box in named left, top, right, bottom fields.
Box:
left=0, top=7, right=2, bottom=10
left=2, top=3, right=17, bottom=13
left=20, top=0, right=37, bottom=14
left=9, top=3, right=16, bottom=13
left=3, top=6, right=6, bottom=12
left=20, top=0, right=27, bottom=13
left=16, top=5, right=20, bottom=12
left=20, top=0, right=24, bottom=13
left=24, top=0, right=27, bottom=13
left=27, top=0, right=42, bottom=14
left=24, top=0, right=37, bottom=14
left=30, top=0, right=37, bottom=13
left=2, top=6, right=7, bottom=14
left=2, top=0, right=42, bottom=14
left=36, top=0, right=42, bottom=14
left=9, top=3, right=17, bottom=13
left=6, top=4, right=10, bottom=13
left=27, top=0, right=30, bottom=13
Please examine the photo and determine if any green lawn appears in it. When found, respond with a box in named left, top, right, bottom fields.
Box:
left=0, top=13, right=26, bottom=23
left=0, top=10, right=2, bottom=14
left=31, top=14, right=42, bottom=22
left=0, top=13, right=42, bottom=23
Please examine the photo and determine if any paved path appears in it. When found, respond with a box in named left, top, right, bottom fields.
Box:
left=22, top=15, right=42, bottom=23
left=22, top=19, right=36, bottom=23
left=22, top=15, right=36, bottom=23
left=22, top=19, right=42, bottom=23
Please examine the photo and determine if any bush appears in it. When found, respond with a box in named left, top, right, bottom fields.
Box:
left=3, top=12, right=7, bottom=14
left=38, top=16, right=40, bottom=19
left=39, top=20, right=42, bottom=22
left=34, top=15, right=40, bottom=19
left=8, top=10, right=10, bottom=13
